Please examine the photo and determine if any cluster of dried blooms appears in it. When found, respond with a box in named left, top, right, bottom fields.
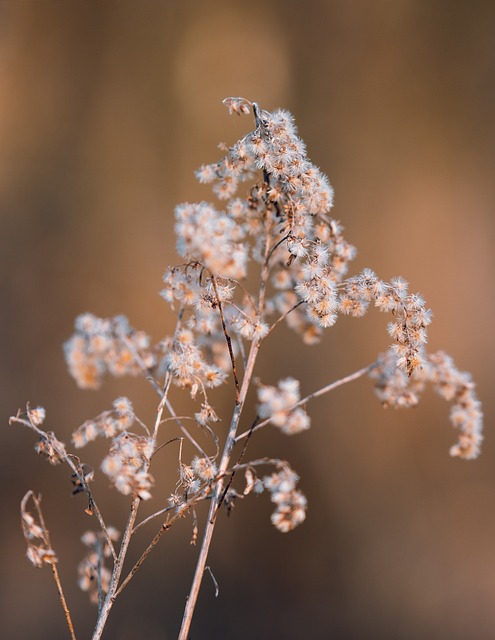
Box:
left=9, top=97, right=483, bottom=640
left=257, top=377, right=310, bottom=435
left=21, top=491, right=58, bottom=568
left=371, top=350, right=483, bottom=459
left=263, top=465, right=307, bottom=532
left=64, top=313, right=155, bottom=390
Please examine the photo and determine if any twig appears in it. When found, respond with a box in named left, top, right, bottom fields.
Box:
left=205, top=566, right=219, bottom=597
left=177, top=163, right=276, bottom=639
left=266, top=232, right=290, bottom=263
left=177, top=337, right=262, bottom=640
left=265, top=301, right=304, bottom=337
left=113, top=520, right=172, bottom=600
left=96, top=539, right=104, bottom=617
left=122, top=332, right=211, bottom=458
left=210, top=274, right=240, bottom=402
left=235, top=362, right=378, bottom=442
left=214, top=416, right=258, bottom=521
left=11, top=413, right=117, bottom=562
left=115, top=488, right=213, bottom=600
left=164, top=398, right=211, bottom=459
left=23, top=492, right=77, bottom=640
left=133, top=505, right=174, bottom=534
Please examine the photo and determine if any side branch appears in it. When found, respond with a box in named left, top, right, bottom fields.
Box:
left=11, top=413, right=117, bottom=562
left=22, top=492, right=77, bottom=640
left=211, top=275, right=240, bottom=402
left=235, top=362, right=378, bottom=442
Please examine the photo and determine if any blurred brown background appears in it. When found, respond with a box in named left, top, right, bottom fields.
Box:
left=1, top=1, right=494, bottom=638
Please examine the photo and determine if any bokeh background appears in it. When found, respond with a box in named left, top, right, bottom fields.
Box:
left=1, top=1, right=494, bottom=638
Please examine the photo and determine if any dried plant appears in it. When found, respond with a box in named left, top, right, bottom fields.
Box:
left=9, top=97, right=483, bottom=639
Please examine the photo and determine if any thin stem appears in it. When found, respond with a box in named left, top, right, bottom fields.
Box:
left=122, top=333, right=211, bottom=458
left=116, top=488, right=212, bottom=599
left=177, top=338, right=262, bottom=640
left=150, top=435, right=183, bottom=460
left=226, top=277, right=257, bottom=315
left=114, top=520, right=172, bottom=600
left=164, top=398, right=212, bottom=459
left=235, top=362, right=378, bottom=442
left=96, top=539, right=104, bottom=617
left=265, top=301, right=304, bottom=337
left=11, top=413, right=117, bottom=562
left=91, top=498, right=140, bottom=640
left=133, top=505, right=174, bottom=534
left=23, top=492, right=77, bottom=640
left=266, top=232, right=290, bottom=264
left=178, top=165, right=277, bottom=639
left=214, top=415, right=257, bottom=519
left=50, top=563, right=77, bottom=640
left=211, top=274, right=240, bottom=402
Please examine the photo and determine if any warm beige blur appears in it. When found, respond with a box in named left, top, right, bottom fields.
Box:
left=1, top=2, right=494, bottom=639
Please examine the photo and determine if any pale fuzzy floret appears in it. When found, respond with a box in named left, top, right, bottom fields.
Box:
left=427, top=352, right=483, bottom=460
left=270, top=490, right=307, bottom=532
left=161, top=267, right=203, bottom=308
left=262, top=466, right=307, bottom=532
left=101, top=434, right=154, bottom=500
left=163, top=330, right=228, bottom=396
left=338, top=271, right=431, bottom=377
left=21, top=512, right=44, bottom=540
left=21, top=501, right=58, bottom=568
left=236, top=317, right=269, bottom=341
left=113, top=396, right=134, bottom=418
left=258, top=378, right=310, bottom=435
left=72, top=402, right=136, bottom=449
left=26, top=545, right=58, bottom=568
left=191, top=456, right=217, bottom=482
left=194, top=402, right=220, bottom=427
left=175, top=202, right=248, bottom=279
left=280, top=408, right=311, bottom=435
left=370, top=350, right=426, bottom=409
left=27, top=406, right=46, bottom=427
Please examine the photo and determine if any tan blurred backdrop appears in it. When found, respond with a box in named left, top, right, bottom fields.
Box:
left=1, top=1, right=494, bottom=639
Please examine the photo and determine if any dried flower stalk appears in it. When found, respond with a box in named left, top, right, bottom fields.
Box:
left=8, top=97, right=482, bottom=640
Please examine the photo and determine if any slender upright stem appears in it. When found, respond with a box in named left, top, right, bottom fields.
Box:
left=178, top=176, right=275, bottom=639
left=178, top=178, right=280, bottom=640
left=91, top=498, right=139, bottom=640
left=177, top=338, right=261, bottom=640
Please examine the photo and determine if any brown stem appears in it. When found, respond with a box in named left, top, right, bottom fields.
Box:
left=50, top=562, right=77, bottom=640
